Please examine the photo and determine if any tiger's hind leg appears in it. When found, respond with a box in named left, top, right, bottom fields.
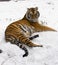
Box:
left=17, top=33, right=43, bottom=47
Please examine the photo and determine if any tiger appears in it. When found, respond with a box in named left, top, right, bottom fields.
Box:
left=5, top=7, right=56, bottom=57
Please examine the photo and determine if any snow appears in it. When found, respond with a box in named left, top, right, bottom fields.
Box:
left=0, top=0, right=58, bottom=65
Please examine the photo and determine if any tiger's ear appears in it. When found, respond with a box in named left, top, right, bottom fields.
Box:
left=35, top=7, right=38, bottom=10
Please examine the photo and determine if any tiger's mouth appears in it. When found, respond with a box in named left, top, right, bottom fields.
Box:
left=31, top=19, right=38, bottom=22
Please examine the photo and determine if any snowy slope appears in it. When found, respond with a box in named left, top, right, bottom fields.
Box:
left=0, top=0, right=58, bottom=65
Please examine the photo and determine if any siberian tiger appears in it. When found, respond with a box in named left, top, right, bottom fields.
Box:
left=5, top=7, right=56, bottom=57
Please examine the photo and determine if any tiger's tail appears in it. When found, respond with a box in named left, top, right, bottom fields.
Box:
left=20, top=45, right=28, bottom=57
left=16, top=43, right=28, bottom=57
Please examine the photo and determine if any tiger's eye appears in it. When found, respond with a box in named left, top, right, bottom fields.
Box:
left=29, top=13, right=32, bottom=17
left=28, top=13, right=32, bottom=18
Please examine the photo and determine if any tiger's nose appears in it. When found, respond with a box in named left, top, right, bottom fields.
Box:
left=33, top=16, right=36, bottom=19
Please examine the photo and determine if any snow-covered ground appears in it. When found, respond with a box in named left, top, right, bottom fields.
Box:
left=0, top=0, right=58, bottom=65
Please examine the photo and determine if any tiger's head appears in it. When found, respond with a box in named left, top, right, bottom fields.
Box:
left=26, top=7, right=40, bottom=22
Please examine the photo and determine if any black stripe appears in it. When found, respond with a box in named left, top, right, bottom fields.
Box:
left=22, top=25, right=26, bottom=29
left=29, top=34, right=39, bottom=40
left=19, top=25, right=26, bottom=32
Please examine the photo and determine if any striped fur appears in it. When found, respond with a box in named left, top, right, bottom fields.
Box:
left=5, top=7, right=56, bottom=57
